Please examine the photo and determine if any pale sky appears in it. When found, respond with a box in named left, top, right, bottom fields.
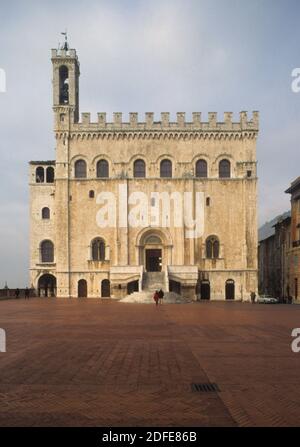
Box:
left=0, top=0, right=300, bottom=286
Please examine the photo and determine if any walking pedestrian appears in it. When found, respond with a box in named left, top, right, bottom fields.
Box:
left=153, top=290, right=159, bottom=306
left=158, top=288, right=164, bottom=304
left=15, top=288, right=20, bottom=299
left=250, top=291, right=256, bottom=303
left=25, top=287, right=30, bottom=299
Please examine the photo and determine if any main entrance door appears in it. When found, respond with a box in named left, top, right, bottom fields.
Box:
left=145, top=249, right=162, bottom=272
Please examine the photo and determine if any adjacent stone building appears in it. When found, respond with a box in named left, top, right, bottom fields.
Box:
left=258, top=176, right=300, bottom=301
left=258, top=211, right=291, bottom=298
left=29, top=44, right=259, bottom=300
left=285, top=177, right=300, bottom=300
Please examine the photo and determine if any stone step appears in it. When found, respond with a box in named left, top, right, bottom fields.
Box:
left=143, top=272, right=165, bottom=291
left=119, top=290, right=192, bottom=304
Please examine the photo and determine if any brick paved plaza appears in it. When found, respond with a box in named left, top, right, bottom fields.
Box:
left=0, top=298, right=300, bottom=427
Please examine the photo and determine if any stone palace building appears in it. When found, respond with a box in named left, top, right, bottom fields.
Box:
left=29, top=44, right=259, bottom=300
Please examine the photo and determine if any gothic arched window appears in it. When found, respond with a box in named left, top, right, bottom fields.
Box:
left=41, top=240, right=54, bottom=263
left=91, top=238, right=105, bottom=261
left=206, top=236, right=220, bottom=259
left=42, top=207, right=50, bottom=219
left=160, top=159, right=172, bottom=178
left=46, top=166, right=54, bottom=183
left=36, top=167, right=44, bottom=183
left=219, top=159, right=231, bottom=178
left=196, top=159, right=207, bottom=178
left=97, top=159, right=109, bottom=178
left=134, top=159, right=146, bottom=178
left=75, top=159, right=87, bottom=178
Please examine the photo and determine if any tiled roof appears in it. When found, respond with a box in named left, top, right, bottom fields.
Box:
left=258, top=210, right=291, bottom=242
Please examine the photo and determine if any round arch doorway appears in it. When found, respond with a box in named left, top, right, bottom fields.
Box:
left=136, top=228, right=173, bottom=272
left=38, top=274, right=56, bottom=297
left=144, top=234, right=163, bottom=272
left=78, top=279, right=88, bottom=298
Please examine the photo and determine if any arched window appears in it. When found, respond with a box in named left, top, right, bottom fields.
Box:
left=160, top=159, right=172, bottom=178
left=92, top=238, right=105, bottom=261
left=42, top=207, right=50, bottom=219
left=196, top=159, right=207, bottom=178
left=46, top=166, right=54, bottom=183
left=75, top=159, right=87, bottom=178
left=36, top=167, right=44, bottom=183
left=41, top=240, right=54, bottom=263
left=206, top=236, right=220, bottom=259
left=134, top=159, right=146, bottom=178
left=59, top=65, right=69, bottom=105
left=97, top=159, right=109, bottom=178
left=219, top=159, right=231, bottom=178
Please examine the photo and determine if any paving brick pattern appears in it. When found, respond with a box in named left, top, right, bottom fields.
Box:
left=0, top=299, right=299, bottom=426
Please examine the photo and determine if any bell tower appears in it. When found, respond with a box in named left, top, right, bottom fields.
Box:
left=51, top=35, right=80, bottom=125
left=50, top=35, right=80, bottom=298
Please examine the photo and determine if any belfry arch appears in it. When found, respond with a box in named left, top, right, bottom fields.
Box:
left=59, top=65, right=69, bottom=104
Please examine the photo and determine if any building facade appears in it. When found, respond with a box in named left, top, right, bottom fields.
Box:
left=258, top=212, right=291, bottom=298
left=285, top=177, right=300, bottom=300
left=29, top=46, right=259, bottom=300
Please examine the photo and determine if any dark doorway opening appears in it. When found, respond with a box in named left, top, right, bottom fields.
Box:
left=101, top=279, right=110, bottom=298
left=225, top=279, right=235, bottom=300
left=38, top=274, right=56, bottom=297
left=127, top=280, right=139, bottom=295
left=200, top=280, right=210, bottom=300
left=78, top=279, right=87, bottom=298
left=295, top=278, right=298, bottom=300
left=169, top=280, right=181, bottom=295
left=146, top=249, right=162, bottom=272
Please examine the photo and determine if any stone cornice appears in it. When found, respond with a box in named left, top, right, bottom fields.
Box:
left=54, top=129, right=258, bottom=141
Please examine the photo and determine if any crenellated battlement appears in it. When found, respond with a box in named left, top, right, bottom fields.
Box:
left=51, top=48, right=78, bottom=59
left=51, top=47, right=258, bottom=134
left=71, top=111, right=259, bottom=132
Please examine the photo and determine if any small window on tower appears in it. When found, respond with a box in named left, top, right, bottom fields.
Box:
left=247, top=170, right=252, bottom=178
left=42, top=207, right=50, bottom=219
left=89, top=190, right=95, bottom=198
left=206, top=197, right=210, bottom=206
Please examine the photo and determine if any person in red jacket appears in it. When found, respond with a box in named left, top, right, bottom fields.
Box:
left=153, top=290, right=159, bottom=306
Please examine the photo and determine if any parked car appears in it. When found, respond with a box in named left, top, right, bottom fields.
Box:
left=257, top=295, right=279, bottom=304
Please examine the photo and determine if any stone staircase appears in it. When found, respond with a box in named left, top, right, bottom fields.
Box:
left=143, top=272, right=165, bottom=292
left=120, top=271, right=192, bottom=304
